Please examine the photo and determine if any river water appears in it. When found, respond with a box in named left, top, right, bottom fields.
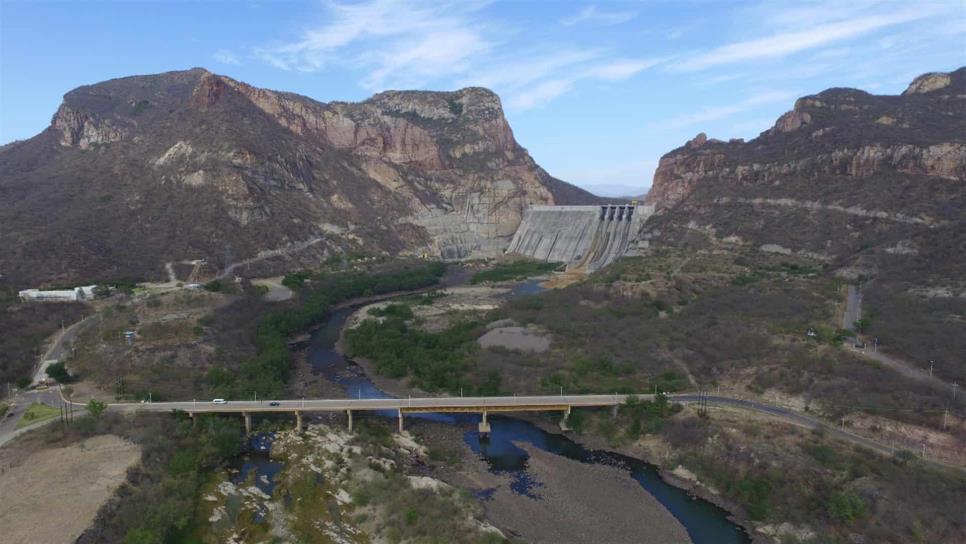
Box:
left=295, top=277, right=750, bottom=544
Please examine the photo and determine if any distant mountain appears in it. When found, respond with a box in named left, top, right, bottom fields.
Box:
left=640, top=68, right=966, bottom=367
left=642, top=68, right=965, bottom=271
left=0, top=68, right=601, bottom=287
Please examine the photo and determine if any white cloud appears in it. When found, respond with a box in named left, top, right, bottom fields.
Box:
left=508, top=79, right=575, bottom=110
left=498, top=56, right=665, bottom=110
left=561, top=5, right=636, bottom=26
left=253, top=0, right=663, bottom=109
left=650, top=91, right=797, bottom=131
left=213, top=49, right=241, bottom=65
left=674, top=5, right=943, bottom=71
left=254, top=0, right=492, bottom=84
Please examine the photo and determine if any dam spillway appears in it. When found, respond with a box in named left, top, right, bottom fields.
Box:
left=506, top=204, right=652, bottom=271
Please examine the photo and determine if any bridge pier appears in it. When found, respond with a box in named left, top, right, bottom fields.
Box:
left=397, top=409, right=404, bottom=434
left=478, top=411, right=491, bottom=437
left=346, top=409, right=353, bottom=432
left=559, top=406, right=572, bottom=432
left=295, top=410, right=303, bottom=433
left=243, top=412, right=252, bottom=435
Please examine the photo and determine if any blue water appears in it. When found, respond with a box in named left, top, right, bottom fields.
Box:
left=463, top=416, right=749, bottom=544
left=302, top=278, right=750, bottom=544
left=228, top=432, right=285, bottom=522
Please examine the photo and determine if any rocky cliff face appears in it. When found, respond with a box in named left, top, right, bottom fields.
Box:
left=0, top=68, right=599, bottom=286
left=642, top=67, right=966, bottom=272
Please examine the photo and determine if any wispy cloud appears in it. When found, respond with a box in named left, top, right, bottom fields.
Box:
left=213, top=49, right=241, bottom=65
left=489, top=55, right=666, bottom=110
left=254, top=0, right=660, bottom=109
left=650, top=91, right=797, bottom=130
left=674, top=5, right=942, bottom=71
left=560, top=5, right=636, bottom=26
left=254, top=0, right=492, bottom=85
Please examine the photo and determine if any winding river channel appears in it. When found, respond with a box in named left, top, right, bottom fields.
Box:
left=232, top=277, right=748, bottom=543
left=294, top=277, right=751, bottom=544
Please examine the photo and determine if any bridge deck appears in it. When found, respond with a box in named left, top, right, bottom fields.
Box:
left=101, top=394, right=637, bottom=415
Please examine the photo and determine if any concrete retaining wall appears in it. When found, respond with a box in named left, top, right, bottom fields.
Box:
left=506, top=205, right=652, bottom=271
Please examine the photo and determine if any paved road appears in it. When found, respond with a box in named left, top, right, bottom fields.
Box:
left=842, top=285, right=961, bottom=399
left=842, top=284, right=862, bottom=331
left=0, top=388, right=69, bottom=448
left=672, top=395, right=899, bottom=459
left=8, top=390, right=959, bottom=468
left=95, top=394, right=634, bottom=414
left=77, top=393, right=959, bottom=467
left=31, top=314, right=96, bottom=386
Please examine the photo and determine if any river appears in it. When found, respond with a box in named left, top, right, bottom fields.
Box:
left=294, top=276, right=751, bottom=544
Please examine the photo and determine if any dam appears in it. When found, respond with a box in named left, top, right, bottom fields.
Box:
left=506, top=204, right=652, bottom=271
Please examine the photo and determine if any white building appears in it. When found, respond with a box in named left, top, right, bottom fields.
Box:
left=19, top=285, right=98, bottom=302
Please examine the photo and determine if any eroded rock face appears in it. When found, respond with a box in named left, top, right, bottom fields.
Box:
left=0, top=68, right=599, bottom=286
left=646, top=68, right=966, bottom=212
left=903, top=72, right=952, bottom=95
left=641, top=67, right=966, bottom=263
left=52, top=104, right=126, bottom=148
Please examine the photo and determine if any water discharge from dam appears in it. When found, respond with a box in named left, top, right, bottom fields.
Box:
left=506, top=204, right=652, bottom=271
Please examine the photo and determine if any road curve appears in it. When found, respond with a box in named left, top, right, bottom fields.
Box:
left=671, top=395, right=898, bottom=459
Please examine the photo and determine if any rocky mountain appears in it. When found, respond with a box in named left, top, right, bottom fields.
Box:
left=642, top=68, right=965, bottom=268
left=641, top=68, right=966, bottom=368
left=0, top=68, right=600, bottom=287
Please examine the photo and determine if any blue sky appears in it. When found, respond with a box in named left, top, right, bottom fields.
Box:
left=1, top=1, right=963, bottom=196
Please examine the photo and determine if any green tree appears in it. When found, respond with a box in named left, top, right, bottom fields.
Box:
left=828, top=491, right=866, bottom=523
left=86, top=398, right=107, bottom=417
left=46, top=362, right=73, bottom=383
left=15, top=377, right=31, bottom=389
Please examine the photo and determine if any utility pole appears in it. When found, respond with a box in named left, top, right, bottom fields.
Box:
left=929, top=360, right=934, bottom=377
left=953, top=383, right=959, bottom=401
left=942, top=408, right=948, bottom=430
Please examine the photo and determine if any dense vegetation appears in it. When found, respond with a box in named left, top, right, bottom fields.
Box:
left=470, top=260, right=559, bottom=284
left=480, top=249, right=953, bottom=428
left=667, top=414, right=964, bottom=542
left=345, top=307, right=497, bottom=393
left=206, top=262, right=446, bottom=398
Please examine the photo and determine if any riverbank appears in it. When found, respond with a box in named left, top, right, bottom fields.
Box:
left=407, top=418, right=692, bottom=544
left=318, top=281, right=750, bottom=543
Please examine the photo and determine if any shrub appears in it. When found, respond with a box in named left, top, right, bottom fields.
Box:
left=471, top=260, right=559, bottom=284
left=202, top=280, right=224, bottom=292
left=732, top=475, right=773, bottom=520
left=282, top=270, right=312, bottom=290
left=46, top=362, right=73, bottom=383
left=828, top=491, right=866, bottom=523
left=86, top=399, right=107, bottom=417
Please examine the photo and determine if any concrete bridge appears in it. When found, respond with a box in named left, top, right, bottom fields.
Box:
left=100, top=394, right=648, bottom=436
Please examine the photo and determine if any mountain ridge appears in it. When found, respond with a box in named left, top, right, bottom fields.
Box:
left=0, top=68, right=602, bottom=288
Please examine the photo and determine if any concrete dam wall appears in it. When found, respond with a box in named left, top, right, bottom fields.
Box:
left=506, top=204, right=652, bottom=271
